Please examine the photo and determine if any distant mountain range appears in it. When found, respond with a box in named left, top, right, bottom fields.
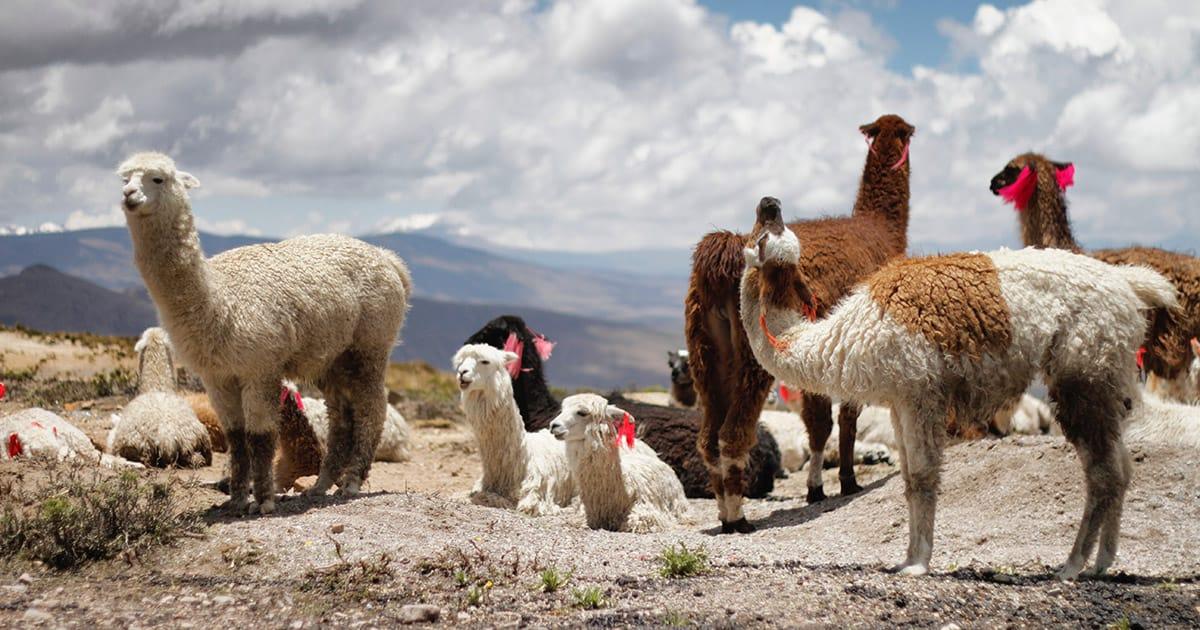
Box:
left=0, top=264, right=681, bottom=389
left=0, top=227, right=686, bottom=328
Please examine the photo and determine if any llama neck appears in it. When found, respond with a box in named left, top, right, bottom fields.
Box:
left=739, top=268, right=837, bottom=397
left=852, top=149, right=910, bottom=249
left=137, top=343, right=176, bottom=395
left=463, top=385, right=529, bottom=498
left=1019, top=183, right=1080, bottom=251
left=127, top=208, right=219, bottom=329
left=569, top=432, right=632, bottom=529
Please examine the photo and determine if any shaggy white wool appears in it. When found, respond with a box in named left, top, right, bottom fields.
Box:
left=117, top=152, right=411, bottom=513
left=550, top=393, right=689, bottom=533
left=293, top=394, right=411, bottom=463
left=1125, top=393, right=1200, bottom=449
left=2, top=408, right=141, bottom=469
left=741, top=232, right=1174, bottom=580
left=135, top=327, right=176, bottom=394
left=454, top=344, right=574, bottom=516
left=107, top=392, right=212, bottom=468
left=757, top=408, right=892, bottom=473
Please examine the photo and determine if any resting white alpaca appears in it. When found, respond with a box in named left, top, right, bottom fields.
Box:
left=454, top=344, right=574, bottom=515
left=1145, top=339, right=1200, bottom=405
left=117, top=152, right=411, bottom=514
left=107, top=327, right=212, bottom=468
left=1125, top=392, right=1200, bottom=448
left=550, top=394, right=689, bottom=533
left=758, top=409, right=892, bottom=473
left=741, top=197, right=1174, bottom=579
left=3, top=408, right=142, bottom=469
left=286, top=384, right=411, bottom=462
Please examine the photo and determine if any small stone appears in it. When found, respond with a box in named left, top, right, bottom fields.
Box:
left=2, top=585, right=28, bottom=595
left=399, top=604, right=441, bottom=624
left=18, top=573, right=34, bottom=585
left=493, top=612, right=521, bottom=628
left=213, top=595, right=235, bottom=606
left=290, top=621, right=304, bottom=629
left=23, top=608, right=53, bottom=623
left=456, top=612, right=470, bottom=622
left=940, top=624, right=962, bottom=630
left=330, top=524, right=345, bottom=534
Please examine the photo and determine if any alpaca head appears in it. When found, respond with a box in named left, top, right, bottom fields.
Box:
left=859, top=114, right=915, bottom=171
left=548, top=393, right=630, bottom=446
left=989, top=152, right=1074, bottom=211
left=667, top=350, right=692, bottom=388
left=464, top=315, right=555, bottom=381
left=115, top=152, right=200, bottom=219
left=134, top=327, right=170, bottom=357
left=744, top=196, right=800, bottom=270
left=452, top=344, right=519, bottom=395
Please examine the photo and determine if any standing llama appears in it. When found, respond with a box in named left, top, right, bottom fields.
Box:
left=686, top=114, right=914, bottom=533
left=740, top=196, right=1175, bottom=578
left=991, top=153, right=1200, bottom=390
left=116, top=152, right=411, bottom=514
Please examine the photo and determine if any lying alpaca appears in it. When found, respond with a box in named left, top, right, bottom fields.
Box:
left=757, top=409, right=893, bottom=473
left=107, top=327, right=212, bottom=468
left=991, top=153, right=1200, bottom=386
left=3, top=408, right=141, bottom=468
left=454, top=344, right=574, bottom=515
left=741, top=196, right=1174, bottom=578
left=1146, top=339, right=1200, bottom=405
left=184, top=392, right=227, bottom=452
left=667, top=350, right=697, bottom=408
left=550, top=394, right=689, bottom=532
left=117, top=152, right=411, bottom=514
left=468, top=316, right=783, bottom=498
left=1125, top=392, right=1200, bottom=449
left=465, top=315, right=558, bottom=431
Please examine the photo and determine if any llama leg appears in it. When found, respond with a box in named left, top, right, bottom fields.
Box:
left=837, top=401, right=863, bottom=496
left=337, top=352, right=389, bottom=495
left=801, top=393, right=834, bottom=503
left=896, top=407, right=943, bottom=576
left=207, top=379, right=250, bottom=512
left=241, top=382, right=280, bottom=515
left=1091, top=440, right=1132, bottom=576
left=307, top=383, right=351, bottom=496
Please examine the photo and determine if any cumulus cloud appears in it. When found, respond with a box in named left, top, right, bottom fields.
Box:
left=0, top=0, right=1197, bottom=255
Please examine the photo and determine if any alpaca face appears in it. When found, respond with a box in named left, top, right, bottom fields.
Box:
left=667, top=350, right=692, bottom=388
left=452, top=344, right=518, bottom=393
left=549, top=393, right=624, bottom=443
left=744, top=197, right=801, bottom=270
left=859, top=114, right=915, bottom=169
left=989, top=153, right=1073, bottom=200
left=116, top=153, right=200, bottom=218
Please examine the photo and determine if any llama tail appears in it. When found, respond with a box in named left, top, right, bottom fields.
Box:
left=1117, top=265, right=1178, bottom=311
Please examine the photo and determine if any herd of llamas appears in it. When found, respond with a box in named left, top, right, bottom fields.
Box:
left=2, top=115, right=1200, bottom=582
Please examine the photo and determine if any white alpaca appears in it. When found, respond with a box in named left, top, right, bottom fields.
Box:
left=3, top=408, right=142, bottom=469
left=107, top=327, right=212, bottom=468
left=549, top=393, right=690, bottom=533
left=1145, top=339, right=1200, bottom=405
left=287, top=386, right=412, bottom=463
left=116, top=152, right=411, bottom=514
left=454, top=344, right=575, bottom=516
left=740, top=197, right=1174, bottom=579
left=1125, top=393, right=1200, bottom=448
left=758, top=409, right=893, bottom=473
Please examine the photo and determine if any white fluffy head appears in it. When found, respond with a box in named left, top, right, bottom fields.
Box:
left=548, top=393, right=626, bottom=443
left=744, top=226, right=801, bottom=269
left=135, top=326, right=170, bottom=355
left=452, top=344, right=518, bottom=394
left=115, top=151, right=200, bottom=218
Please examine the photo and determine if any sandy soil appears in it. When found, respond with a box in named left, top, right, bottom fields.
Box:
left=2, top=417, right=1198, bottom=628
left=0, top=330, right=134, bottom=380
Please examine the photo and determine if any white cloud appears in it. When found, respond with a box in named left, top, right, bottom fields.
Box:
left=64, top=206, right=125, bottom=230
left=0, top=0, right=1197, bottom=257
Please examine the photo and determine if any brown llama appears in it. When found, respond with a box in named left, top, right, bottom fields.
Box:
left=990, top=153, right=1200, bottom=382
left=685, top=114, right=913, bottom=533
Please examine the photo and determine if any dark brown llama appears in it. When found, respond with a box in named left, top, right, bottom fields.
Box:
left=685, top=114, right=914, bottom=533
left=990, top=153, right=1200, bottom=380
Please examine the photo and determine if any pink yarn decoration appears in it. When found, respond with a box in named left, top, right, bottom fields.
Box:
left=891, top=140, right=910, bottom=170
left=998, top=166, right=1037, bottom=211
left=532, top=333, right=555, bottom=361
left=1055, top=163, right=1075, bottom=191
left=503, top=332, right=524, bottom=380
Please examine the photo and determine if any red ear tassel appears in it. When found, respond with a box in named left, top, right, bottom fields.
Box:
left=778, top=384, right=792, bottom=404
left=615, top=413, right=636, bottom=449
left=1055, top=163, right=1075, bottom=190
left=7, top=433, right=22, bottom=458
left=1136, top=347, right=1146, bottom=370
left=0, top=382, right=6, bottom=400
left=502, top=332, right=524, bottom=380
left=998, top=166, right=1037, bottom=211
left=294, top=391, right=305, bottom=412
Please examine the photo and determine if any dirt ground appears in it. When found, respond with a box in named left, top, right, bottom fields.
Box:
left=2, top=414, right=1198, bottom=628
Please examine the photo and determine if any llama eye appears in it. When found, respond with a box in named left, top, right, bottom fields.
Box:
left=152, top=177, right=164, bottom=184
left=576, top=410, right=587, bottom=417
left=480, top=360, right=490, bottom=365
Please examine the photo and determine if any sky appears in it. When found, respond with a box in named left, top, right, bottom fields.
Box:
left=0, top=0, right=1197, bottom=256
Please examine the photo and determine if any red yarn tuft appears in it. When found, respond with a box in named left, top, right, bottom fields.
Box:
left=998, top=166, right=1037, bottom=211
left=615, top=413, right=636, bottom=449
left=1055, top=163, right=1075, bottom=191
left=891, top=141, right=910, bottom=170
left=778, top=384, right=793, bottom=404
left=7, top=434, right=21, bottom=458
left=503, top=332, right=524, bottom=380
left=532, top=333, right=555, bottom=361
left=1136, top=347, right=1146, bottom=370
left=0, top=382, right=6, bottom=400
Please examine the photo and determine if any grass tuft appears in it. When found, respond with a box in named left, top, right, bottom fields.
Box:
left=536, top=566, right=572, bottom=593
left=656, top=543, right=709, bottom=579
left=571, top=586, right=607, bottom=610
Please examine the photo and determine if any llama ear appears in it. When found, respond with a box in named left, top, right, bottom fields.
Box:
left=177, top=171, right=201, bottom=189
left=859, top=122, right=881, bottom=137
left=605, top=405, right=627, bottom=421
left=502, top=351, right=519, bottom=364
left=1051, top=162, right=1074, bottom=190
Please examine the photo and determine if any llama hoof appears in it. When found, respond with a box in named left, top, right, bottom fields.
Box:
left=806, top=486, right=827, bottom=503
left=894, top=563, right=929, bottom=577
left=720, top=518, right=756, bottom=534
left=1056, top=564, right=1084, bottom=581
left=840, top=480, right=864, bottom=496
left=303, top=486, right=331, bottom=498
left=220, top=497, right=249, bottom=514
left=249, top=499, right=276, bottom=515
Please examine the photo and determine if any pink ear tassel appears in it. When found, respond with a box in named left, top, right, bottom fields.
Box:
left=532, top=333, right=555, bottom=361
left=502, top=332, right=524, bottom=380
left=998, top=166, right=1037, bottom=211
left=1055, top=163, right=1075, bottom=190
left=890, top=141, right=910, bottom=170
